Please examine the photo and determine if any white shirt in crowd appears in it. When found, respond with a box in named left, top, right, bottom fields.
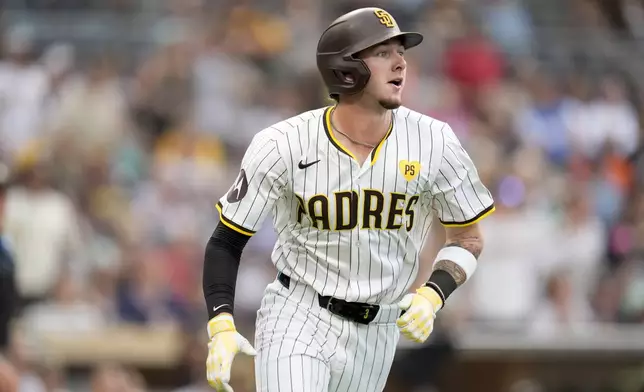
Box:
left=3, top=186, right=81, bottom=298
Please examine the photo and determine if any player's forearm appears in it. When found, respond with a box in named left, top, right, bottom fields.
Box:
left=436, top=224, right=483, bottom=285
left=424, top=224, right=483, bottom=304
left=203, top=222, right=250, bottom=319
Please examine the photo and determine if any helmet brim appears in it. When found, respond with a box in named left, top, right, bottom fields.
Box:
left=347, top=31, right=424, bottom=57
left=398, top=32, right=423, bottom=49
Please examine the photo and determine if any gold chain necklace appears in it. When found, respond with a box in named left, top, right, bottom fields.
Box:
left=330, top=116, right=378, bottom=149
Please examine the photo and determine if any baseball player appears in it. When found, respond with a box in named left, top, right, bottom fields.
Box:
left=202, top=7, right=495, bottom=392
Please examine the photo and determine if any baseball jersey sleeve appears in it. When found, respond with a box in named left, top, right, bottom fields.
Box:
left=216, top=132, right=288, bottom=236
left=430, top=125, right=495, bottom=227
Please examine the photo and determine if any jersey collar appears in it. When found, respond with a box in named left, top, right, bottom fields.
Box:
left=323, top=106, right=394, bottom=166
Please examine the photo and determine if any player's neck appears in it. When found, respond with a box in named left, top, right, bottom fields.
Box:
left=332, top=102, right=391, bottom=146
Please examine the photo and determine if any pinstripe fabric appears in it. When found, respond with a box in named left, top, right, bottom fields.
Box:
left=255, top=279, right=399, bottom=392
left=429, top=124, right=494, bottom=225
left=217, top=106, right=494, bottom=305
left=216, top=105, right=494, bottom=391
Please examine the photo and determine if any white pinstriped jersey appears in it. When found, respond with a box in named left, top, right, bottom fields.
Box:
left=217, top=105, right=494, bottom=304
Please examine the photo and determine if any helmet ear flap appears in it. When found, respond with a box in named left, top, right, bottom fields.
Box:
left=319, top=56, right=371, bottom=97
left=334, top=70, right=355, bottom=84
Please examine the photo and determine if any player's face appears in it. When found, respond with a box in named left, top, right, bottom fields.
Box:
left=359, top=40, right=407, bottom=110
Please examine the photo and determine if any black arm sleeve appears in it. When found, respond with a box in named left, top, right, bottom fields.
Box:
left=203, top=222, right=251, bottom=319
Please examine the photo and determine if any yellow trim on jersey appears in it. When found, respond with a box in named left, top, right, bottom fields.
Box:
left=323, top=106, right=394, bottom=165
left=370, top=119, right=393, bottom=166
left=215, top=202, right=255, bottom=236
left=324, top=106, right=358, bottom=161
left=441, top=204, right=495, bottom=228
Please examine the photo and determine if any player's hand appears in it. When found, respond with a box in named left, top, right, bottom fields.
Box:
left=396, top=286, right=443, bottom=343
left=206, top=313, right=257, bottom=391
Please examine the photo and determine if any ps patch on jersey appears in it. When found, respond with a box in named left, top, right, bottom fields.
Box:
left=399, top=160, right=420, bottom=181
left=226, top=169, right=249, bottom=203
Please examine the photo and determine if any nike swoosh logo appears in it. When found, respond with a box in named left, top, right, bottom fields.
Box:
left=213, top=304, right=230, bottom=313
left=298, top=160, right=320, bottom=169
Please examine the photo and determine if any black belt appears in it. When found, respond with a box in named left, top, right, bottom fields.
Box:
left=277, top=272, right=379, bottom=325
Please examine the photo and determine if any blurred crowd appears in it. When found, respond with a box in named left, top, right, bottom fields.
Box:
left=0, top=0, right=644, bottom=391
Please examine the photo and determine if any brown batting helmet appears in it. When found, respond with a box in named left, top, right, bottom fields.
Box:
left=316, top=7, right=423, bottom=99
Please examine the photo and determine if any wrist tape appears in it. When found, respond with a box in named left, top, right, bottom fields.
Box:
left=425, top=246, right=478, bottom=305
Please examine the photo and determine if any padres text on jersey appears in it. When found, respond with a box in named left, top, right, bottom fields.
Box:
left=217, top=106, right=494, bottom=304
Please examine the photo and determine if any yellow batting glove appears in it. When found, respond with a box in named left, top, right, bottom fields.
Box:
left=206, top=314, right=257, bottom=391
left=396, top=286, right=443, bottom=343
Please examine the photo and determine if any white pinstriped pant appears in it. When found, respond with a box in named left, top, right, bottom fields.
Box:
left=254, top=277, right=401, bottom=392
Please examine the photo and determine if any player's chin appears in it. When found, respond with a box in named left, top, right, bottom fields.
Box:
left=379, top=96, right=403, bottom=110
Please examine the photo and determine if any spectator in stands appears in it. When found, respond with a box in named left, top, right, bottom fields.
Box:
left=2, top=159, right=83, bottom=311
left=530, top=269, right=595, bottom=336
left=515, top=71, right=573, bottom=167
left=553, top=186, right=607, bottom=305
left=20, top=273, right=106, bottom=336
left=425, top=80, right=473, bottom=140
left=41, top=42, right=77, bottom=133
left=192, top=19, right=265, bottom=149
left=565, top=74, right=639, bottom=162
left=0, top=25, right=50, bottom=165
left=481, top=0, right=534, bottom=60
left=116, top=253, right=188, bottom=326
left=132, top=42, right=194, bottom=143
left=442, top=22, right=504, bottom=112
left=46, top=55, right=129, bottom=161
left=458, top=149, right=561, bottom=329
left=151, top=119, right=228, bottom=203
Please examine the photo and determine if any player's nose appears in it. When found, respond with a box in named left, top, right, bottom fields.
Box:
left=392, top=53, right=406, bottom=72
